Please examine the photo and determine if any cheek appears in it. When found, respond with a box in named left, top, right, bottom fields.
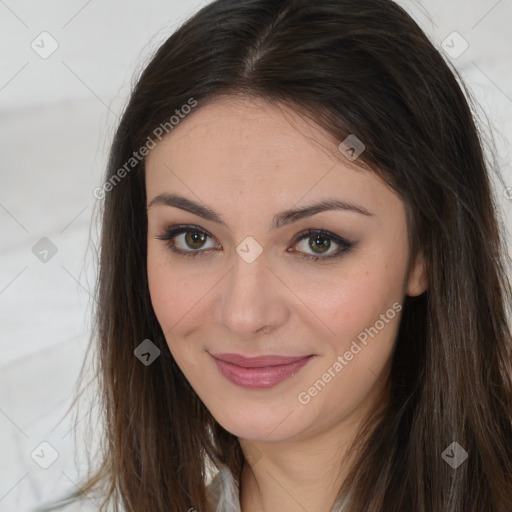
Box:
left=147, top=248, right=175, bottom=332
left=146, top=243, right=223, bottom=359
left=295, top=242, right=408, bottom=386
left=146, top=245, right=199, bottom=338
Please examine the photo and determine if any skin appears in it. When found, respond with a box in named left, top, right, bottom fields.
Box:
left=145, top=95, right=428, bottom=512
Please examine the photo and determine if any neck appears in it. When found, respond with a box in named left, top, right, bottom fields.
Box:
left=238, top=382, right=389, bottom=512
left=239, top=430, right=351, bottom=512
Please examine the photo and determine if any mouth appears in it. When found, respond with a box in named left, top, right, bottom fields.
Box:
left=209, top=352, right=316, bottom=389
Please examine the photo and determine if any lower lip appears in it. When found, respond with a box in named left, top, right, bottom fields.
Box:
left=211, top=355, right=315, bottom=389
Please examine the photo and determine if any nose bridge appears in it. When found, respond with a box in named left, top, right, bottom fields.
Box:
left=216, top=247, right=288, bottom=336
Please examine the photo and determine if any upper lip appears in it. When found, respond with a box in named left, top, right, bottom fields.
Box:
left=209, top=352, right=313, bottom=368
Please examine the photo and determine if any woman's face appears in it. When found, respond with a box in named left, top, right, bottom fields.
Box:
left=145, top=95, right=426, bottom=443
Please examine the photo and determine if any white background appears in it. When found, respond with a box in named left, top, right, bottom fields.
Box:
left=1, top=1, right=511, bottom=511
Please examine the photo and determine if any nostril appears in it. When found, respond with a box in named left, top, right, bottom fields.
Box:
left=256, top=325, right=271, bottom=335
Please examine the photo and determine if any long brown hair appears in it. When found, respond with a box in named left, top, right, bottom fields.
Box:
left=54, top=0, right=512, bottom=510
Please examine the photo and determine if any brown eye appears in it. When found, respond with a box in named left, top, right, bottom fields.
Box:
left=156, top=225, right=221, bottom=258
left=184, top=230, right=208, bottom=250
left=308, top=234, right=332, bottom=254
left=292, top=229, right=354, bottom=261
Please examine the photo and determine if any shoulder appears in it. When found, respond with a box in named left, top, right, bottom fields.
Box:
left=37, top=469, right=236, bottom=512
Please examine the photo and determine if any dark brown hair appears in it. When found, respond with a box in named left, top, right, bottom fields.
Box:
left=50, top=0, right=512, bottom=510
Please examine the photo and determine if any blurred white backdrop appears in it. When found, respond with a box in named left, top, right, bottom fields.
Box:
left=0, top=1, right=511, bottom=511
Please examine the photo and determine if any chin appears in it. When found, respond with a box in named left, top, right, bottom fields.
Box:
left=206, top=399, right=307, bottom=443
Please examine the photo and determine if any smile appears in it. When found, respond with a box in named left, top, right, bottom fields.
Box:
left=209, top=353, right=316, bottom=389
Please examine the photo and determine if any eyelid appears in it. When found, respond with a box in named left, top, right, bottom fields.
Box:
left=155, top=224, right=220, bottom=258
left=155, top=224, right=354, bottom=261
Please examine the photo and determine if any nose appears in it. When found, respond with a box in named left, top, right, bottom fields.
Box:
left=215, top=251, right=290, bottom=338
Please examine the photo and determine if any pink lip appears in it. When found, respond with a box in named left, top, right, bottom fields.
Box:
left=209, top=352, right=315, bottom=389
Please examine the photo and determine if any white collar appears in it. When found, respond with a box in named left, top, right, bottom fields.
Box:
left=206, top=464, right=349, bottom=512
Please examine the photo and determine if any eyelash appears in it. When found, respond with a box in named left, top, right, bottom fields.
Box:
left=156, top=224, right=354, bottom=262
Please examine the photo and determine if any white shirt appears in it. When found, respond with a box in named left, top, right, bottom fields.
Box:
left=206, top=464, right=349, bottom=512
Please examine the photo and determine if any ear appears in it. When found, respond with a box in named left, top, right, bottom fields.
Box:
left=405, top=252, right=428, bottom=296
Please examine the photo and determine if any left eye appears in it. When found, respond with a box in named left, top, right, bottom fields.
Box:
left=156, top=225, right=353, bottom=261
left=290, top=229, right=353, bottom=260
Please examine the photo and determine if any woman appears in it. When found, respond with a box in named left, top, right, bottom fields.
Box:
left=45, top=0, right=512, bottom=510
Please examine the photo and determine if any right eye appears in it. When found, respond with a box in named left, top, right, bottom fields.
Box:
left=156, top=225, right=221, bottom=258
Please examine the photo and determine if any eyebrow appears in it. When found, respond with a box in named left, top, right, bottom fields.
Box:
left=147, top=193, right=374, bottom=229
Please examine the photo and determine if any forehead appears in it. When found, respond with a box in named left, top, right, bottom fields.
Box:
left=147, top=96, right=338, bottom=171
left=144, top=96, right=398, bottom=220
